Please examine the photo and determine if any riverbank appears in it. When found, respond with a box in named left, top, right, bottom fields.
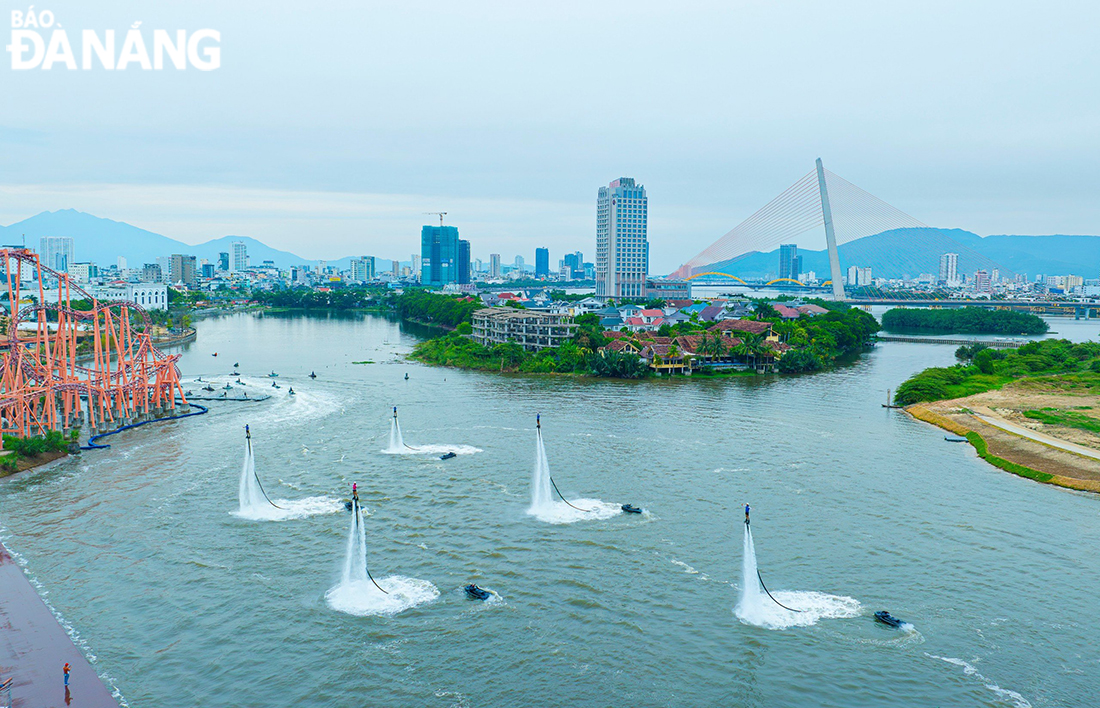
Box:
left=907, top=378, right=1100, bottom=494
left=0, top=542, right=119, bottom=707
left=0, top=449, right=68, bottom=478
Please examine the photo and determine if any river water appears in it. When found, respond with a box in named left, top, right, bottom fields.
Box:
left=1, top=311, right=1097, bottom=707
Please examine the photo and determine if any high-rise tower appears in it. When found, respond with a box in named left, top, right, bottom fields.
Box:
left=596, top=177, right=648, bottom=300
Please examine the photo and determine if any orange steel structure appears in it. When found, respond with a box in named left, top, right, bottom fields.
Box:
left=0, top=248, right=187, bottom=442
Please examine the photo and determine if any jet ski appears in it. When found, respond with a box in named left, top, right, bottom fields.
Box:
left=464, top=584, right=490, bottom=600
left=269, top=371, right=278, bottom=378
left=309, top=371, right=317, bottom=379
left=621, top=504, right=643, bottom=514
left=344, top=500, right=354, bottom=511
left=404, top=373, right=409, bottom=380
left=440, top=451, right=457, bottom=460
left=874, top=610, right=904, bottom=628
left=233, top=363, right=239, bottom=368
left=223, top=384, right=233, bottom=390
left=288, top=388, right=296, bottom=395
left=203, top=385, right=215, bottom=392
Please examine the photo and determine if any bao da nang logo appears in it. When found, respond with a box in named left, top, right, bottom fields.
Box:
left=6, top=7, right=220, bottom=70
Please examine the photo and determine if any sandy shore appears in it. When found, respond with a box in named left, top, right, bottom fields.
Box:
left=0, top=543, right=119, bottom=707
left=908, top=378, right=1100, bottom=494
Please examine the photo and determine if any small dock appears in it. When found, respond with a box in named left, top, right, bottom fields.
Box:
left=877, top=335, right=1029, bottom=349
left=0, top=544, right=120, bottom=707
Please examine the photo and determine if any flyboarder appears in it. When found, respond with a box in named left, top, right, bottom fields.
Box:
left=404, top=372, right=409, bottom=380
left=245, top=424, right=251, bottom=451
left=352, top=483, right=359, bottom=504
left=744, top=503, right=750, bottom=525
left=393, top=406, right=397, bottom=419
left=536, top=412, right=540, bottom=430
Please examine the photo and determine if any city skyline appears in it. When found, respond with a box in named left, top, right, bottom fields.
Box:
left=4, top=2, right=1100, bottom=270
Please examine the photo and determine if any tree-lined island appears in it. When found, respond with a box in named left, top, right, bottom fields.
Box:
left=881, top=306, right=1048, bottom=335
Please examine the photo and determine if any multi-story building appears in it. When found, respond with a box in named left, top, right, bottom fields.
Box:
left=645, top=278, right=692, bottom=300
left=350, top=256, right=376, bottom=282
left=779, top=244, right=799, bottom=280
left=40, top=236, right=74, bottom=273
left=141, top=263, right=163, bottom=283
left=535, top=247, right=549, bottom=278
left=201, top=263, right=216, bottom=278
left=169, top=254, right=197, bottom=286
left=974, top=269, right=991, bottom=292
left=563, top=251, right=583, bottom=276
left=596, top=177, right=648, bottom=300
left=458, top=240, right=471, bottom=285
left=846, top=266, right=873, bottom=287
left=231, top=241, right=249, bottom=272
left=68, top=262, right=98, bottom=283
left=90, top=283, right=168, bottom=311
left=470, top=308, right=577, bottom=352
left=489, top=253, right=502, bottom=279
left=421, top=225, right=461, bottom=286
left=218, top=252, right=230, bottom=271
left=939, top=252, right=959, bottom=285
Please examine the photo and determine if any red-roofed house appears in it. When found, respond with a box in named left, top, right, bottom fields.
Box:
left=772, top=304, right=801, bottom=320
left=710, top=319, right=773, bottom=337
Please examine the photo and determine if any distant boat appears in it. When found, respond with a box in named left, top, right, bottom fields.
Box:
left=440, top=451, right=457, bottom=460
left=464, top=584, right=490, bottom=600
left=269, top=371, right=279, bottom=378
left=621, top=504, right=643, bottom=514
left=945, top=435, right=968, bottom=443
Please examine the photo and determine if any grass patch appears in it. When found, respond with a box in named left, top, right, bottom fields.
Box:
left=352, top=360, right=375, bottom=364
left=965, top=431, right=1054, bottom=483
left=1022, top=408, right=1100, bottom=434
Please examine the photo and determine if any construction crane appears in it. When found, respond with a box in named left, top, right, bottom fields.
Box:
left=423, top=212, right=447, bottom=226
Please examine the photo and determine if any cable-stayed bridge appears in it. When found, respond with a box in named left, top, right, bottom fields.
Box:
left=671, top=159, right=1009, bottom=300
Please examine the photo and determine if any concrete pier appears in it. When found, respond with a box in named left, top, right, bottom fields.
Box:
left=0, top=544, right=119, bottom=707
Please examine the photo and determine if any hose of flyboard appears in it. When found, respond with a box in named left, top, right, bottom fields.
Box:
left=748, top=523, right=803, bottom=613
left=537, top=426, right=591, bottom=513
left=394, top=407, right=415, bottom=450
left=354, top=500, right=388, bottom=594
left=247, top=428, right=282, bottom=510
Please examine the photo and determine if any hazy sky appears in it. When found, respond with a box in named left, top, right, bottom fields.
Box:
left=3, top=0, right=1099, bottom=271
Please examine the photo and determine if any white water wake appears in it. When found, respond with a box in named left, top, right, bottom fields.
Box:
left=325, top=502, right=438, bottom=616
left=734, top=524, right=859, bottom=629
left=926, top=654, right=1032, bottom=708
left=526, top=428, right=620, bottom=524
left=381, top=416, right=481, bottom=456
left=233, top=438, right=342, bottom=521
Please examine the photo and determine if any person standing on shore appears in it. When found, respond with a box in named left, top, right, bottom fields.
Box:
left=63, top=662, right=70, bottom=687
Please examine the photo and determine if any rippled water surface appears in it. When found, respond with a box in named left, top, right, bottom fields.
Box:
left=2, top=311, right=1098, bottom=707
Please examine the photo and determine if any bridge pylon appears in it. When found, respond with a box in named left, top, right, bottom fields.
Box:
left=816, top=158, right=845, bottom=301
